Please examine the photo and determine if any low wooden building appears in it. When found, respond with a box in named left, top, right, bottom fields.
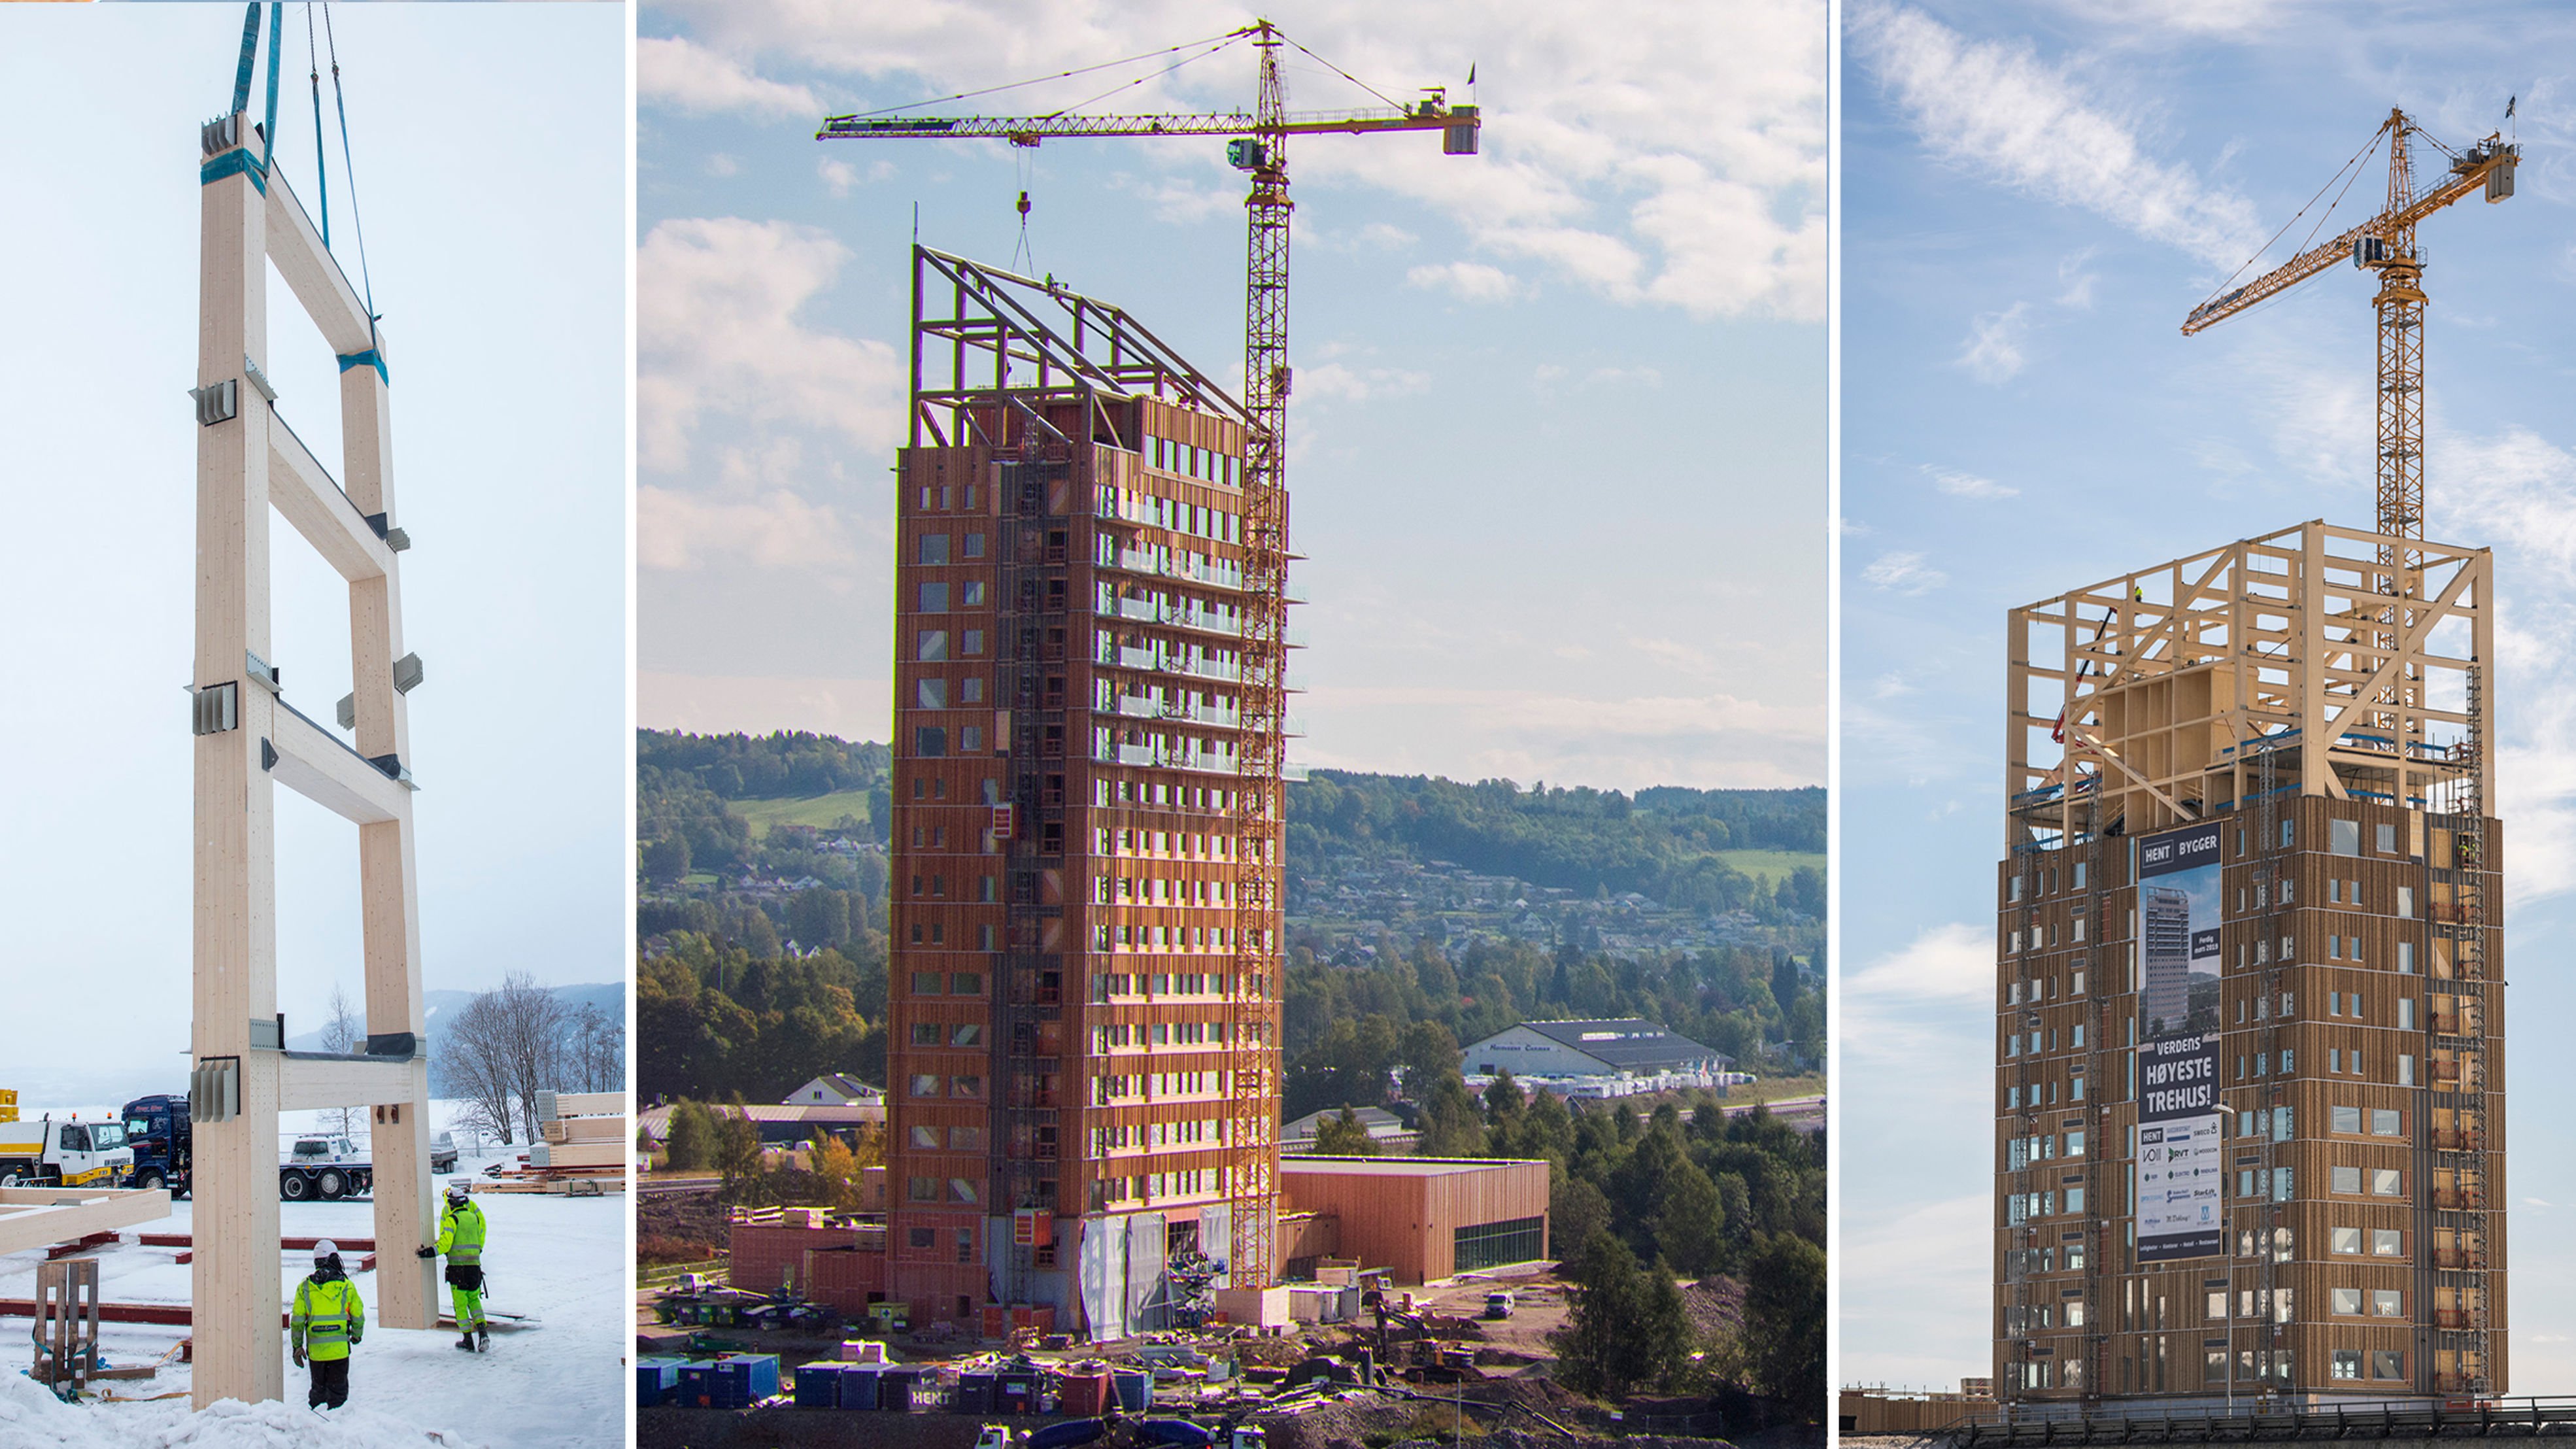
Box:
left=1277, top=1156, right=1549, bottom=1285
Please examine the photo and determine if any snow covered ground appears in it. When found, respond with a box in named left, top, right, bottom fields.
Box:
left=0, top=1138, right=624, bottom=1447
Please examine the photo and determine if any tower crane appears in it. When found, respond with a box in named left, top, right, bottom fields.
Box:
left=819, top=22, right=1478, bottom=1291
left=2181, top=107, right=2517, bottom=559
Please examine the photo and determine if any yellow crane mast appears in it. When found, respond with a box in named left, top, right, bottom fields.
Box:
left=2181, top=107, right=2517, bottom=557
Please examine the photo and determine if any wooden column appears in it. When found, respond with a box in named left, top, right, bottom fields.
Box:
left=192, top=110, right=285, bottom=1411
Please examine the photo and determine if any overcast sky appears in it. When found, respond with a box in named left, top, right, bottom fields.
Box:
left=0, top=7, right=626, bottom=1104
left=1838, top=0, right=2576, bottom=1391
left=636, top=0, right=1828, bottom=793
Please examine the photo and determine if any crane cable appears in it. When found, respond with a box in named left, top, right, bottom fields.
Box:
left=321, top=3, right=384, bottom=350
left=838, top=29, right=1244, bottom=120
left=2194, top=124, right=2388, bottom=318
left=305, top=4, right=328, bottom=247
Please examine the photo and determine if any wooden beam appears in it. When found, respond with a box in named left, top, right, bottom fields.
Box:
left=278, top=1053, right=426, bottom=1112
left=263, top=168, right=378, bottom=358
left=265, top=412, right=390, bottom=583
left=267, top=701, right=407, bottom=827
left=0, top=1189, right=171, bottom=1259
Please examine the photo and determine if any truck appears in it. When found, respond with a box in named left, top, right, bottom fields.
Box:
left=0, top=1115, right=133, bottom=1188
left=280, top=1136, right=372, bottom=1201
left=122, top=1093, right=191, bottom=1195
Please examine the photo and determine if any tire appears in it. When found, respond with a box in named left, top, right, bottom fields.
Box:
left=0, top=1170, right=22, bottom=1188
left=280, top=1171, right=310, bottom=1201
left=317, top=1169, right=347, bottom=1201
left=135, top=1172, right=164, bottom=1193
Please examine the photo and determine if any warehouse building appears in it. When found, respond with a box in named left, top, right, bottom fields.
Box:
left=1278, top=1156, right=1550, bottom=1284
left=1459, top=1018, right=1729, bottom=1083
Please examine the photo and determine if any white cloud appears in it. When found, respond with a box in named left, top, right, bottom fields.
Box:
left=638, top=35, right=820, bottom=119
left=1295, top=681, right=1823, bottom=789
left=637, top=485, right=861, bottom=571
left=1406, top=260, right=1528, bottom=303
left=1848, top=921, right=1993, bottom=1010
left=1924, top=465, right=2017, bottom=500
left=1296, top=362, right=1433, bottom=403
left=637, top=216, right=903, bottom=475
left=1863, top=550, right=1948, bottom=594
left=1957, top=301, right=2030, bottom=383
left=1853, top=3, right=2264, bottom=268
left=818, top=157, right=893, bottom=197
left=653, top=0, right=1827, bottom=321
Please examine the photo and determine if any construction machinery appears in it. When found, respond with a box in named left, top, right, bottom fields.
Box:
left=2182, top=107, right=2517, bottom=556
left=821, top=20, right=1478, bottom=1292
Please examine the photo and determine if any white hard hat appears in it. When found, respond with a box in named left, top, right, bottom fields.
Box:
left=313, top=1238, right=339, bottom=1262
left=446, top=1180, right=470, bottom=1202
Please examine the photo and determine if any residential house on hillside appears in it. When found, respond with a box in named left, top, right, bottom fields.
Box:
left=786, top=1074, right=885, bottom=1107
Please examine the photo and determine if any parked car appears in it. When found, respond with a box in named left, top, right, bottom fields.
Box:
left=431, top=1131, right=458, bottom=1174
left=1484, top=1291, right=1516, bottom=1320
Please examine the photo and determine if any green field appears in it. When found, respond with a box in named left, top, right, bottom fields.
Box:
left=732, top=789, right=875, bottom=839
left=1716, top=849, right=1825, bottom=887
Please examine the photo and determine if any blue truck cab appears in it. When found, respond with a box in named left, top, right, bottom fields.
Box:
left=122, top=1093, right=191, bottom=1197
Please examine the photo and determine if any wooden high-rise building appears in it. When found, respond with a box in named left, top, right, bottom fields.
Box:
left=882, top=250, right=1283, bottom=1337
left=1994, top=521, right=2502, bottom=1407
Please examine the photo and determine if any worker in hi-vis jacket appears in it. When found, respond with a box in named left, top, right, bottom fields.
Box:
left=290, top=1238, right=364, bottom=1410
left=416, top=1180, right=490, bottom=1352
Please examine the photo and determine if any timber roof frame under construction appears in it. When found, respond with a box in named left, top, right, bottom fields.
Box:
left=908, top=246, right=1251, bottom=453
left=2008, top=518, right=2492, bottom=851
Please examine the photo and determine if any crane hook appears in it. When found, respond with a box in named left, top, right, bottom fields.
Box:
left=1017, top=190, right=1031, bottom=218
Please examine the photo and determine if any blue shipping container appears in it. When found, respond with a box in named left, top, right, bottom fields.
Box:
left=841, top=1369, right=882, bottom=1411
left=794, top=1362, right=847, bottom=1408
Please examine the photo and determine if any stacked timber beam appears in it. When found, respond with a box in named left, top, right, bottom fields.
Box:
left=484, top=1091, right=628, bottom=1193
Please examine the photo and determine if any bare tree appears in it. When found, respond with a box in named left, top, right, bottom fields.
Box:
left=320, top=984, right=364, bottom=1141
left=568, top=1002, right=624, bottom=1094
left=490, top=973, right=571, bottom=1143
left=443, top=991, right=521, bottom=1146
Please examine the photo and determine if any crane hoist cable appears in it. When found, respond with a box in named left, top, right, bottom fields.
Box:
left=840, top=29, right=1245, bottom=121
left=320, top=2, right=384, bottom=350
left=306, top=3, right=328, bottom=247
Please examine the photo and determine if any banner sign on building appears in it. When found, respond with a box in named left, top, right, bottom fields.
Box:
left=2137, top=1029, right=2224, bottom=1261
left=2137, top=821, right=2224, bottom=1036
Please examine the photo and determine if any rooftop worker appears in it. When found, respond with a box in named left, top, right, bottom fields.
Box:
left=417, top=1180, right=491, bottom=1352
left=290, top=1238, right=365, bottom=1412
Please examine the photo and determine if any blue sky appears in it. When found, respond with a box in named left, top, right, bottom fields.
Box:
left=635, top=0, right=1827, bottom=792
left=1840, top=0, right=2576, bottom=1390
left=0, top=6, right=626, bottom=1101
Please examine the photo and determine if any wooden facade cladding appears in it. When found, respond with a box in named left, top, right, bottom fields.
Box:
left=883, top=256, right=1280, bottom=1329
left=1278, top=1159, right=1550, bottom=1286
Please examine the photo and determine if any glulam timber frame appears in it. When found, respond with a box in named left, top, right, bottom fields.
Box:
left=2007, top=520, right=2492, bottom=852
left=192, top=107, right=435, bottom=1407
left=907, top=247, right=1251, bottom=454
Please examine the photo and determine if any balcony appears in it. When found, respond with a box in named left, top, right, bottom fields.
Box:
left=1116, top=694, right=1159, bottom=718
left=1116, top=647, right=1159, bottom=671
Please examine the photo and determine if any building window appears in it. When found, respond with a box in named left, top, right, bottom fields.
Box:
left=2372, top=1228, right=2402, bottom=1256
left=2331, top=1227, right=2362, bottom=1255
left=2371, top=1167, right=2401, bottom=1196
left=909, top=1074, right=941, bottom=1098
left=909, top=1125, right=940, bottom=1149
left=963, top=532, right=985, bottom=558
left=921, top=581, right=951, bottom=612
left=951, top=1126, right=985, bottom=1151
left=962, top=581, right=987, bottom=607
left=951, top=1023, right=983, bottom=1046
left=920, top=534, right=949, bottom=565
left=2372, top=1108, right=2401, bottom=1136
left=962, top=725, right=984, bottom=753
left=2377, top=822, right=2398, bottom=854
left=907, top=1176, right=939, bottom=1202
left=919, top=629, right=949, bottom=661
left=916, top=726, right=948, bottom=757
left=2373, top=1351, right=2405, bottom=1380
left=2398, top=941, right=2415, bottom=974
left=963, top=629, right=985, bottom=655
left=2398, top=1054, right=2415, bottom=1085
left=2373, top=1289, right=2402, bottom=1317
left=917, top=677, right=947, bottom=709
left=2331, top=1166, right=2362, bottom=1195
left=908, top=1226, right=936, bottom=1248
left=2331, top=1105, right=2361, bottom=1134
left=951, top=971, right=983, bottom=995
left=949, top=1178, right=977, bottom=1204
left=910, top=1023, right=940, bottom=1046
left=2332, top=1350, right=2362, bottom=1380
left=2332, top=1287, right=2362, bottom=1316
left=1452, top=1216, right=1546, bottom=1272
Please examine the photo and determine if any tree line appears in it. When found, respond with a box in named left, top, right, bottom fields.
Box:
left=1289, top=771, right=1824, bottom=919
left=638, top=934, right=887, bottom=1104
left=432, top=972, right=624, bottom=1145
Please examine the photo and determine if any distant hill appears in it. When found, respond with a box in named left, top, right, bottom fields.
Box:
left=286, top=981, right=622, bottom=1098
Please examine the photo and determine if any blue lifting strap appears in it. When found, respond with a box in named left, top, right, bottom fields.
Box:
left=231, top=4, right=260, bottom=117
left=260, top=4, right=282, bottom=175
left=336, top=349, right=388, bottom=384
left=309, top=15, right=328, bottom=247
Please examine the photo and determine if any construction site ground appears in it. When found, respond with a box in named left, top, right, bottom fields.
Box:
left=10, top=1144, right=625, bottom=1447
left=639, top=1259, right=1818, bottom=1449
